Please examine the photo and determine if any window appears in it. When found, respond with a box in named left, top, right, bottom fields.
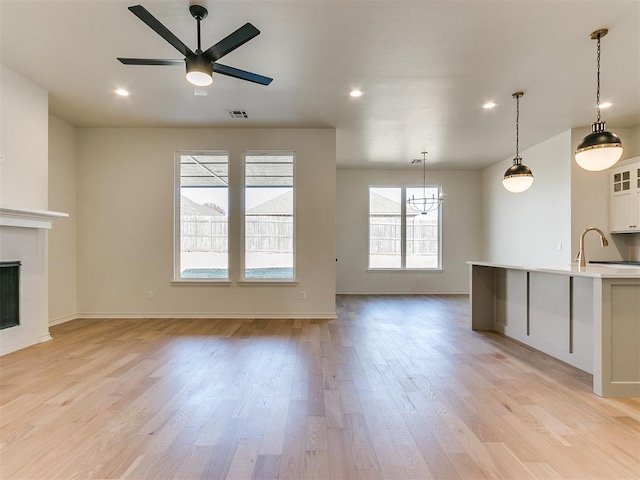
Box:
left=176, top=152, right=229, bottom=280
left=369, top=186, right=441, bottom=270
left=244, top=152, right=295, bottom=279
left=174, top=151, right=296, bottom=282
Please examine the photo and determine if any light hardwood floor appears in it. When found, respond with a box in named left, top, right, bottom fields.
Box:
left=1, top=295, right=639, bottom=479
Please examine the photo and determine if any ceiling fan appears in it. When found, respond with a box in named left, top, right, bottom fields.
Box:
left=117, top=4, right=273, bottom=87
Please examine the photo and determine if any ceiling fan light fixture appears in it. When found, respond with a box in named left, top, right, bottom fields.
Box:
left=575, top=28, right=623, bottom=171
left=186, top=56, right=213, bottom=86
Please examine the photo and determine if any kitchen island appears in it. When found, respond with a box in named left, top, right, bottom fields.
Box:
left=469, top=261, right=640, bottom=397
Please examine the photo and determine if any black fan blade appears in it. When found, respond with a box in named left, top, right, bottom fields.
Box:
left=213, top=63, right=273, bottom=86
left=118, top=58, right=184, bottom=66
left=128, top=5, right=193, bottom=58
left=203, top=23, right=260, bottom=62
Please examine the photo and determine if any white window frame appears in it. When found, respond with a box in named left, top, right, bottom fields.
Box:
left=368, top=184, right=443, bottom=272
left=173, top=150, right=230, bottom=283
left=240, top=150, right=297, bottom=283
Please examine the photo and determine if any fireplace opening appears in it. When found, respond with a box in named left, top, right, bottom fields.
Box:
left=0, top=261, right=20, bottom=330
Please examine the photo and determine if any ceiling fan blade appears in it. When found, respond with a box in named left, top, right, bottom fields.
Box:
left=118, top=58, right=184, bottom=66
left=203, top=23, right=260, bottom=62
left=128, top=5, right=194, bottom=58
left=213, top=63, right=273, bottom=86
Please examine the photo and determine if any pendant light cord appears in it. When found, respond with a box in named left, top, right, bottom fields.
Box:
left=596, top=33, right=601, bottom=122
left=512, top=92, right=522, bottom=164
left=515, top=94, right=520, bottom=158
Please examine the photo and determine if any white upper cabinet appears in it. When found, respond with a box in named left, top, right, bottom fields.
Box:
left=610, top=157, right=640, bottom=233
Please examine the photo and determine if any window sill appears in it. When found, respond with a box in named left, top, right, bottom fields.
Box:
left=171, top=279, right=232, bottom=286
left=367, top=268, right=443, bottom=274
left=237, top=279, right=298, bottom=286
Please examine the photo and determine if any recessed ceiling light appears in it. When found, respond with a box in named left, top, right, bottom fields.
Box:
left=115, top=88, right=130, bottom=97
left=483, top=102, right=497, bottom=109
left=599, top=101, right=612, bottom=109
left=350, top=89, right=363, bottom=98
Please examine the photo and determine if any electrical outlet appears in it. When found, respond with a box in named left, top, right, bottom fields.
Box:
left=147, top=290, right=154, bottom=299
left=557, top=242, right=563, bottom=251
left=300, top=291, right=306, bottom=300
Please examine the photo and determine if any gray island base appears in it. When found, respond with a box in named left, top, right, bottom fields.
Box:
left=469, top=262, right=640, bottom=397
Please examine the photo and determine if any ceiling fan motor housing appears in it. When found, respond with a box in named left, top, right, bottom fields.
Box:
left=189, top=5, right=208, bottom=21
left=186, top=55, right=213, bottom=75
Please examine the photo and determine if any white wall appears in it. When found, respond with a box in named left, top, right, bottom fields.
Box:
left=482, top=130, right=573, bottom=266
left=48, top=116, right=77, bottom=324
left=625, top=125, right=640, bottom=159
left=336, top=169, right=482, bottom=294
left=76, top=127, right=336, bottom=318
left=0, top=64, right=48, bottom=209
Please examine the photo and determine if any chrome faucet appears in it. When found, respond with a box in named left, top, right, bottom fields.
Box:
left=576, top=227, right=609, bottom=268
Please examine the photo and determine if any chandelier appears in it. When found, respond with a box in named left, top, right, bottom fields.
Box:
left=406, top=152, right=443, bottom=215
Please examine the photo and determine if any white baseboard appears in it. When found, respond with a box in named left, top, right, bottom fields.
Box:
left=75, top=312, right=337, bottom=320
left=49, top=314, right=78, bottom=326
left=336, top=291, right=469, bottom=295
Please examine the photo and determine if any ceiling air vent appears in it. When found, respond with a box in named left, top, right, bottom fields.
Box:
left=227, top=110, right=248, bottom=119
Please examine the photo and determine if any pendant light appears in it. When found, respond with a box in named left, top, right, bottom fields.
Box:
left=407, top=152, right=443, bottom=215
left=502, top=92, right=534, bottom=193
left=575, top=29, right=623, bottom=171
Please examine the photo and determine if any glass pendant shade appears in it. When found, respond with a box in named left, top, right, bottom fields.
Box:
left=502, top=159, right=534, bottom=193
left=575, top=122, right=623, bottom=171
left=186, top=56, right=213, bottom=86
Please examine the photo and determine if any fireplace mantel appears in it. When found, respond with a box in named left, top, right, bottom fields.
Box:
left=0, top=207, right=68, bottom=229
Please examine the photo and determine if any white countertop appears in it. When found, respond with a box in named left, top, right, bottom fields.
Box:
left=468, top=261, right=640, bottom=278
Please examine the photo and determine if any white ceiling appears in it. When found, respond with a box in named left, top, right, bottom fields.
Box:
left=1, top=0, right=639, bottom=169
